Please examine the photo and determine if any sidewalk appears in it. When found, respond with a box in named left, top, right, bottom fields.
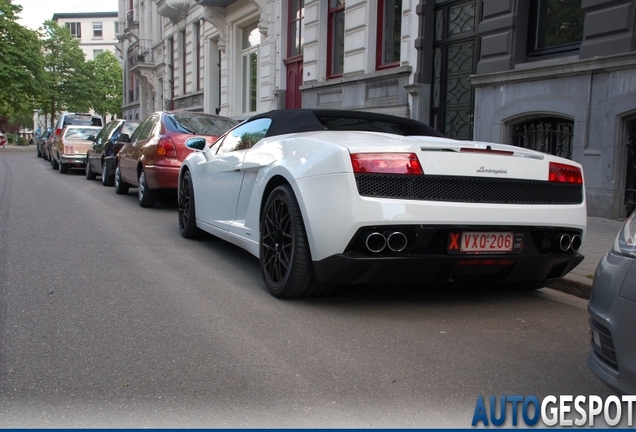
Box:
left=562, top=216, right=625, bottom=287
left=0, top=144, right=34, bottom=152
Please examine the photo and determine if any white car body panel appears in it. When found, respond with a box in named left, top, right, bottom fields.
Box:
left=183, top=130, right=586, bottom=261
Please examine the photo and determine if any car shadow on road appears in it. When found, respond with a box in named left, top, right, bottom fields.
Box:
left=325, top=283, right=536, bottom=306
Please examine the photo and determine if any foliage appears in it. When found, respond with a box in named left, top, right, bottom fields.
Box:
left=0, top=5, right=124, bottom=133
left=38, top=20, right=93, bottom=127
left=0, top=0, right=44, bottom=119
left=87, top=51, right=123, bottom=118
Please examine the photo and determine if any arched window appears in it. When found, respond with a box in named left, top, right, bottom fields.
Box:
left=512, top=117, right=573, bottom=159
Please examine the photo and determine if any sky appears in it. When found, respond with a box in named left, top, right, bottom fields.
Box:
left=14, top=0, right=119, bottom=30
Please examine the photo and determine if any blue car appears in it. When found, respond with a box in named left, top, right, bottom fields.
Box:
left=588, top=210, right=636, bottom=394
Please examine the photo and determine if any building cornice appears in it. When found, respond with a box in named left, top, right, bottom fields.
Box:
left=470, top=52, right=636, bottom=87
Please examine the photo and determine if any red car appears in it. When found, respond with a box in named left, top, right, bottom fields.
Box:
left=114, top=111, right=237, bottom=207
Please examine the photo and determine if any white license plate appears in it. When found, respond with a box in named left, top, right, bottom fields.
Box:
left=460, top=232, right=514, bottom=253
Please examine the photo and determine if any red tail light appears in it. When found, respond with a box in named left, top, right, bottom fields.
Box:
left=157, top=136, right=177, bottom=158
left=549, top=162, right=583, bottom=184
left=55, top=128, right=62, bottom=137
left=351, top=153, right=423, bottom=175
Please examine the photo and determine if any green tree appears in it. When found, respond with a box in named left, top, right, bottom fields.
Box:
left=87, top=51, right=123, bottom=118
left=38, top=20, right=93, bottom=127
left=0, top=0, right=44, bottom=118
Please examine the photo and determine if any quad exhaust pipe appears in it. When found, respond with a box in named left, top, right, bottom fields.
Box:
left=558, top=234, right=582, bottom=252
left=364, top=231, right=408, bottom=253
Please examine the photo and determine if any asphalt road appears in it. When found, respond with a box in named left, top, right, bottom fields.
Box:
left=0, top=149, right=615, bottom=427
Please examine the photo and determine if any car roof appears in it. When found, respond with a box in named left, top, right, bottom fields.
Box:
left=246, top=109, right=445, bottom=138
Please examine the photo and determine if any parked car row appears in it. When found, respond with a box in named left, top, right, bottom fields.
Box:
left=85, top=119, right=140, bottom=186
left=38, top=112, right=105, bottom=162
left=39, top=110, right=238, bottom=208
left=112, top=111, right=238, bottom=208
left=37, top=108, right=634, bottom=394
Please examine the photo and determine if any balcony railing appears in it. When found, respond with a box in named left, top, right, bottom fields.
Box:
left=129, top=39, right=155, bottom=66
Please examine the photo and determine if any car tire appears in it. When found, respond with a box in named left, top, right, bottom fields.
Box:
left=259, top=184, right=334, bottom=298
left=51, top=155, right=59, bottom=170
left=114, top=165, right=129, bottom=195
left=37, top=147, right=41, bottom=157
left=138, top=170, right=157, bottom=208
left=178, top=170, right=201, bottom=239
left=59, top=161, right=68, bottom=174
left=101, top=163, right=114, bottom=186
left=85, top=158, right=96, bottom=180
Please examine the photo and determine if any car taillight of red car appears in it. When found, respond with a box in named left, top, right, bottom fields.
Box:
left=157, top=136, right=178, bottom=158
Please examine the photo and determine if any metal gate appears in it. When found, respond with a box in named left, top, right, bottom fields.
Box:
left=624, top=117, right=636, bottom=215
left=431, top=0, right=478, bottom=140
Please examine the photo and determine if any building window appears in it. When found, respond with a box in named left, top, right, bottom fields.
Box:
left=527, top=0, right=584, bottom=56
left=115, top=21, right=120, bottom=37
left=241, top=22, right=260, bottom=114
left=66, top=22, right=81, bottom=38
left=93, top=49, right=103, bottom=59
left=377, top=0, right=401, bottom=69
left=512, top=117, right=574, bottom=159
left=288, top=0, right=304, bottom=58
left=327, top=0, right=345, bottom=78
left=93, top=22, right=103, bottom=38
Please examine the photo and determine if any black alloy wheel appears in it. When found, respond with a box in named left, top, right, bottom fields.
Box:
left=259, top=184, right=332, bottom=298
left=178, top=170, right=201, bottom=239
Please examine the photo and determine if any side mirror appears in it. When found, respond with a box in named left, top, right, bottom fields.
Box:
left=117, top=133, right=131, bottom=143
left=86, top=135, right=96, bottom=141
left=185, top=137, right=207, bottom=151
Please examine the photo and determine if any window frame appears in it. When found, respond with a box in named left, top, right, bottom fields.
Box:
left=240, top=21, right=261, bottom=115
left=66, top=22, right=81, bottom=38
left=327, top=0, right=345, bottom=79
left=376, top=0, right=402, bottom=70
left=287, top=0, right=304, bottom=60
left=93, top=22, right=103, bottom=39
left=527, top=0, right=584, bottom=57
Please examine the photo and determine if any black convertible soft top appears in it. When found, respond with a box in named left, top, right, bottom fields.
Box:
left=247, top=109, right=445, bottom=139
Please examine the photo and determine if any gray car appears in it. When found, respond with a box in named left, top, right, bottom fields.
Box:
left=588, top=210, right=636, bottom=394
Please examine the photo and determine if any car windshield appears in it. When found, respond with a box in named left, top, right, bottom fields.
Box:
left=64, top=127, right=100, bottom=139
left=167, top=113, right=236, bottom=136
left=121, top=122, right=140, bottom=136
left=64, top=115, right=102, bottom=127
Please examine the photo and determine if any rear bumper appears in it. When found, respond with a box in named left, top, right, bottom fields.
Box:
left=60, top=154, right=86, bottom=166
left=144, top=164, right=180, bottom=190
left=313, top=252, right=583, bottom=286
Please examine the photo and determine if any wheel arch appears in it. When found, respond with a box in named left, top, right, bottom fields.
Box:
left=177, top=164, right=191, bottom=197
left=258, top=174, right=320, bottom=261
left=259, top=175, right=292, bottom=223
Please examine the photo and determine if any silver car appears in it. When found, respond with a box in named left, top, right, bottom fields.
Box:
left=588, top=210, right=636, bottom=394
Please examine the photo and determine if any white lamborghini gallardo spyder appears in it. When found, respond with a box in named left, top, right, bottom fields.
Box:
left=177, top=109, right=586, bottom=298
